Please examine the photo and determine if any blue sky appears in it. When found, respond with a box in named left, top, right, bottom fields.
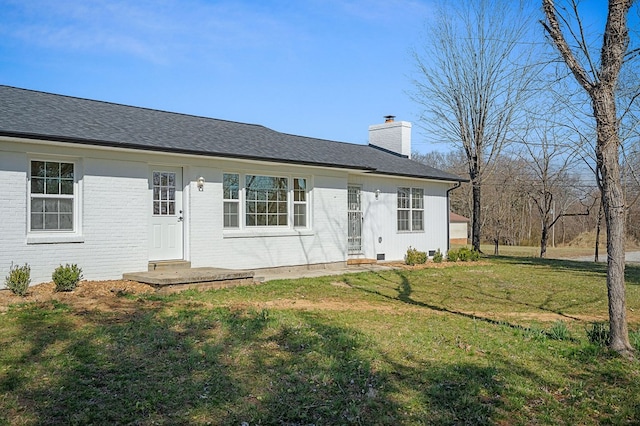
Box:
left=0, top=1, right=630, bottom=155
left=0, top=0, right=440, bottom=150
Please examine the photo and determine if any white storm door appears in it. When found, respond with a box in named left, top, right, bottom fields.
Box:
left=149, top=167, right=184, bottom=260
left=348, top=185, right=362, bottom=254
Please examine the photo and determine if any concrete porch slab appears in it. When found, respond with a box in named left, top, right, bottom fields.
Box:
left=123, top=267, right=254, bottom=286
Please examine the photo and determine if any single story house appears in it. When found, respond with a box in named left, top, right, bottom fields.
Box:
left=449, top=212, right=470, bottom=245
left=0, top=85, right=465, bottom=286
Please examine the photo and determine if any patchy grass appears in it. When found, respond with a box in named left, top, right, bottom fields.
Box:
left=1, top=258, right=640, bottom=425
left=477, top=243, right=597, bottom=259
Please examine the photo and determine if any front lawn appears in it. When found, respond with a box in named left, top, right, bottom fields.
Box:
left=1, top=257, right=639, bottom=425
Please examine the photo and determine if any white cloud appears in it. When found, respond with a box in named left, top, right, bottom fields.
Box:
left=0, top=0, right=303, bottom=64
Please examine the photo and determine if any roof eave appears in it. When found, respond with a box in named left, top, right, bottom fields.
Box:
left=364, top=170, right=468, bottom=183
left=0, top=131, right=377, bottom=172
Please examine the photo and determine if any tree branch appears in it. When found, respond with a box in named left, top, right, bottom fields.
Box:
left=541, top=0, right=595, bottom=92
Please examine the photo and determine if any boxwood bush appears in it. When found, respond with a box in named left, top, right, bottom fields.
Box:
left=405, top=246, right=427, bottom=265
left=52, top=263, right=83, bottom=292
left=5, top=263, right=31, bottom=296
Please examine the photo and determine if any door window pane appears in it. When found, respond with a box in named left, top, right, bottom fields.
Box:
left=152, top=171, right=177, bottom=216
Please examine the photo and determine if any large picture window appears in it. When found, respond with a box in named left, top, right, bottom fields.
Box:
left=397, top=187, right=424, bottom=232
left=222, top=173, right=309, bottom=229
left=245, top=175, right=288, bottom=227
left=30, top=160, right=75, bottom=231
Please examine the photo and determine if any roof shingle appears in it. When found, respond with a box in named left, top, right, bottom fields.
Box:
left=0, top=85, right=464, bottom=182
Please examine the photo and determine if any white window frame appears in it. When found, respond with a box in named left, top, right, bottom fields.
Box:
left=223, top=173, right=240, bottom=228
left=222, top=172, right=311, bottom=233
left=397, top=187, right=424, bottom=232
left=27, top=157, right=83, bottom=244
left=293, top=177, right=308, bottom=228
left=245, top=174, right=289, bottom=227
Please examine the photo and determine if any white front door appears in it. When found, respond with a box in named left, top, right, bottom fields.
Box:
left=149, top=167, right=184, bottom=261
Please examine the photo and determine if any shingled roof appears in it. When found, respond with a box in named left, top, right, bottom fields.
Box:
left=0, top=85, right=464, bottom=182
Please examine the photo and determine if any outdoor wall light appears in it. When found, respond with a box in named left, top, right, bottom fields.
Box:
left=375, top=189, right=380, bottom=200
left=197, top=176, right=205, bottom=191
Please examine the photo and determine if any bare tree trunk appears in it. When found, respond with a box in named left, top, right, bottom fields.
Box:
left=540, top=223, right=549, bottom=258
left=595, top=200, right=604, bottom=262
left=594, top=93, right=630, bottom=353
left=472, top=179, right=482, bottom=252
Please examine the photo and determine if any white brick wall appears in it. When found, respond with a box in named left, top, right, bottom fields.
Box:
left=188, top=167, right=348, bottom=270
left=348, top=175, right=451, bottom=261
left=1, top=138, right=454, bottom=287
left=368, top=121, right=412, bottom=158
left=0, top=142, right=149, bottom=286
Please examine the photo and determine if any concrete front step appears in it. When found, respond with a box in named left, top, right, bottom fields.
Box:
left=347, top=258, right=377, bottom=265
left=148, top=260, right=191, bottom=271
left=123, top=267, right=255, bottom=294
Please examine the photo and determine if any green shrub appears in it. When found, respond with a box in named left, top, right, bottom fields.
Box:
left=548, top=320, right=571, bottom=341
left=432, top=249, right=444, bottom=263
left=447, top=249, right=459, bottom=262
left=405, top=246, right=427, bottom=265
left=5, top=263, right=31, bottom=296
left=586, top=322, right=609, bottom=347
left=52, top=264, right=83, bottom=292
left=458, top=247, right=481, bottom=262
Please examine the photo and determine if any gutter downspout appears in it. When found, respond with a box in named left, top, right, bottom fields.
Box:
left=446, top=181, right=462, bottom=252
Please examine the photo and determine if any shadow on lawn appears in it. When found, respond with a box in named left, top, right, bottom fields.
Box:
left=1, top=297, right=517, bottom=425
left=491, top=255, right=640, bottom=286
left=350, top=268, right=584, bottom=341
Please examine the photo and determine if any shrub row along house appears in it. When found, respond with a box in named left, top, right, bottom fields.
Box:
left=0, top=85, right=465, bottom=286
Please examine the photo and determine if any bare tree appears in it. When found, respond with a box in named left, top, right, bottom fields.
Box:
left=483, top=157, right=530, bottom=255
left=413, top=149, right=471, bottom=219
left=520, top=122, right=594, bottom=257
left=542, top=0, right=636, bottom=356
left=412, top=0, right=536, bottom=252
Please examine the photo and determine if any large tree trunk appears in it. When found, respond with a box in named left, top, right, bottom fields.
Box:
left=471, top=178, right=481, bottom=252
left=593, top=92, right=631, bottom=354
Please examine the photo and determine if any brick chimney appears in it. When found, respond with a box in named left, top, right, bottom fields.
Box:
left=368, top=116, right=412, bottom=158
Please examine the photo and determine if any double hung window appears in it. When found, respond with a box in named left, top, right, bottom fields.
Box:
left=293, top=178, right=307, bottom=227
left=397, top=187, right=424, bottom=232
left=223, top=173, right=240, bottom=228
left=30, top=160, right=75, bottom=231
